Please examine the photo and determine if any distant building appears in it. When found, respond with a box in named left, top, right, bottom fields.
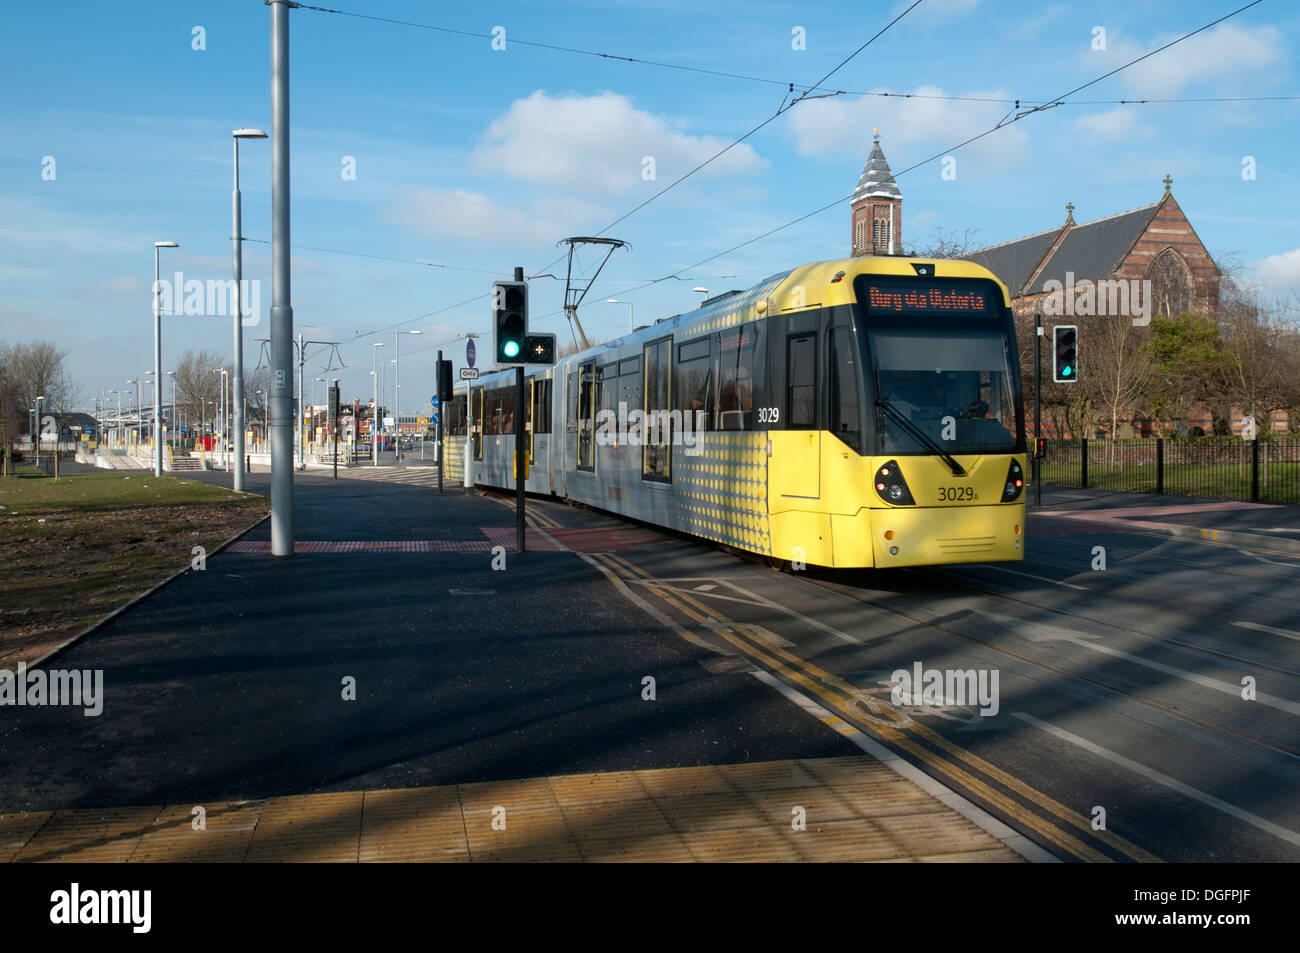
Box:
left=960, top=176, right=1220, bottom=320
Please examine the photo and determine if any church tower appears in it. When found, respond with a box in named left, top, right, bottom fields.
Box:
left=851, top=131, right=902, bottom=257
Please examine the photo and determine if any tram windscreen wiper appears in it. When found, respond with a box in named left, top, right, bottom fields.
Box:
left=876, top=398, right=966, bottom=476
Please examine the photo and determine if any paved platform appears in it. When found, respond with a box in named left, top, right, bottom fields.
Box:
left=1, top=757, right=1022, bottom=863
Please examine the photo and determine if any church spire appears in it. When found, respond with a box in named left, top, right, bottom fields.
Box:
left=850, top=130, right=903, bottom=257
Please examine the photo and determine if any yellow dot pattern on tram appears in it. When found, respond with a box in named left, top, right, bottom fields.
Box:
left=676, top=431, right=771, bottom=556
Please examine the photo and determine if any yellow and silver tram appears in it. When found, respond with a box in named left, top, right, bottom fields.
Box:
left=443, top=256, right=1028, bottom=569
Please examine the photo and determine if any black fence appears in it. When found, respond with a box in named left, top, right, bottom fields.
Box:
left=1039, top=437, right=1300, bottom=503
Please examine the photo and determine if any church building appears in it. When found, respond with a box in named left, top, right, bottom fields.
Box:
left=849, top=136, right=1221, bottom=321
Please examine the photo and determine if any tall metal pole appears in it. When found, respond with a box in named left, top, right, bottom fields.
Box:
left=514, top=265, right=526, bottom=553
left=297, top=331, right=305, bottom=468
left=232, top=137, right=245, bottom=490
left=1034, top=311, right=1042, bottom=508
left=269, top=0, right=294, bottom=555
left=153, top=247, right=162, bottom=476
left=372, top=345, right=381, bottom=467
left=332, top=377, right=339, bottom=480
left=395, top=331, right=400, bottom=463
left=437, top=349, right=444, bottom=496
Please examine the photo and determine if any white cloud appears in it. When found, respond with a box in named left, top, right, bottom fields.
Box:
left=786, top=85, right=1029, bottom=175
left=1096, top=24, right=1286, bottom=99
left=1252, top=248, right=1300, bottom=303
left=1072, top=107, right=1149, bottom=141
left=382, top=186, right=606, bottom=246
left=473, top=90, right=765, bottom=196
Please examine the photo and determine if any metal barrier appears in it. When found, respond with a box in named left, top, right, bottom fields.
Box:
left=1039, top=437, right=1300, bottom=503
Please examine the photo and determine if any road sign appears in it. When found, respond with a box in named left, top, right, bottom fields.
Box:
left=431, top=395, right=439, bottom=408
left=466, top=339, right=476, bottom=368
left=460, top=367, right=479, bottom=380
left=417, top=417, right=428, bottom=429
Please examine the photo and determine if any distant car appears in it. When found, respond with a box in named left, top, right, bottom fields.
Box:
left=399, top=438, right=413, bottom=450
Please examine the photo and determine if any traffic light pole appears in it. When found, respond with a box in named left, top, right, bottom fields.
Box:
left=1034, top=312, right=1042, bottom=508
left=514, top=266, right=526, bottom=554
left=437, top=349, right=444, bottom=497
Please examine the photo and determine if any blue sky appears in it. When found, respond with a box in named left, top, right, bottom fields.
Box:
left=3, top=0, right=1297, bottom=415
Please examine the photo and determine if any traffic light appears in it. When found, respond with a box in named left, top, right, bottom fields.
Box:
left=328, top=383, right=340, bottom=421
left=492, top=280, right=528, bottom=365
left=524, top=333, right=555, bottom=365
left=1053, top=324, right=1078, bottom=383
left=437, top=359, right=453, bottom=401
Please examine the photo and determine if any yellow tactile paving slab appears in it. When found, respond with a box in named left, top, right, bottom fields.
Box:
left=0, top=757, right=1027, bottom=862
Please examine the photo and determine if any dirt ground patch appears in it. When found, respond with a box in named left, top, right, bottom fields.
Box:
left=0, top=472, right=268, bottom=667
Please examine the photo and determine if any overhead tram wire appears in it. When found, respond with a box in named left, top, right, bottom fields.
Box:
left=521, top=1, right=926, bottom=291
left=289, top=4, right=1298, bottom=108
left=596, top=0, right=1270, bottom=304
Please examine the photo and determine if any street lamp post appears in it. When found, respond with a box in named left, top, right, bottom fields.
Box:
left=372, top=342, right=383, bottom=467
left=126, top=379, right=141, bottom=447
left=395, top=329, right=420, bottom=462
left=220, top=368, right=230, bottom=471
left=165, top=371, right=177, bottom=452
left=232, top=128, right=267, bottom=491
left=313, top=376, right=324, bottom=455
left=153, top=241, right=179, bottom=476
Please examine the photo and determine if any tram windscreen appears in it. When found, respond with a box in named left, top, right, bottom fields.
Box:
left=868, top=328, right=1020, bottom=455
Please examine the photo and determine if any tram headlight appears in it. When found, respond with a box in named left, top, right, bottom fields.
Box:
left=874, top=460, right=915, bottom=506
left=1001, top=459, right=1025, bottom=503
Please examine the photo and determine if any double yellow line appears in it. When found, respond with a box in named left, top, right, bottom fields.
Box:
left=589, top=550, right=1161, bottom=864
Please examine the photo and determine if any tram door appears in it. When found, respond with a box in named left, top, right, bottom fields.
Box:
left=528, top=376, right=552, bottom=491
left=779, top=330, right=820, bottom=499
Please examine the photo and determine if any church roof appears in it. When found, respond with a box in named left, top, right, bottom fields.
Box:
left=961, top=226, right=1066, bottom=299
left=1032, top=203, right=1160, bottom=290
left=852, top=136, right=901, bottom=203
left=962, top=201, right=1162, bottom=296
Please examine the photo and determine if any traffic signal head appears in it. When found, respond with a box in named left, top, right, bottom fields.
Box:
left=1053, top=324, right=1078, bottom=383
left=493, top=280, right=528, bottom=365
left=524, top=333, right=555, bottom=365
left=437, top=360, right=454, bottom=401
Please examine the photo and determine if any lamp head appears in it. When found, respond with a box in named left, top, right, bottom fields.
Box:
left=154, top=241, right=179, bottom=248
left=233, top=128, right=269, bottom=139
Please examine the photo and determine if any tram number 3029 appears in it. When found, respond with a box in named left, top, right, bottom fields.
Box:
left=938, top=486, right=977, bottom=502
left=757, top=407, right=780, bottom=424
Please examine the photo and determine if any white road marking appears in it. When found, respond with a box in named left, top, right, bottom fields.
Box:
left=648, top=576, right=867, bottom=645
left=1233, top=621, right=1300, bottom=644
left=1013, top=711, right=1300, bottom=849
left=1236, top=549, right=1300, bottom=568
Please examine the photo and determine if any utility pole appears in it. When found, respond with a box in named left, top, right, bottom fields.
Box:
left=514, top=265, right=526, bottom=554
left=1034, top=312, right=1043, bottom=508
left=269, top=0, right=295, bottom=556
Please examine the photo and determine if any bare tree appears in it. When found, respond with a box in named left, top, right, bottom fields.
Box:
left=909, top=227, right=984, bottom=260
left=1086, top=313, right=1153, bottom=451
left=172, top=348, right=227, bottom=433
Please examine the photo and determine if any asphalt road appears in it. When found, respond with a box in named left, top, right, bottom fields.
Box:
left=533, top=486, right=1300, bottom=863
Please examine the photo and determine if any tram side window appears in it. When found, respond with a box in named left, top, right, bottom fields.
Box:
left=643, top=338, right=671, bottom=481
left=719, top=325, right=757, bottom=430
left=787, top=334, right=817, bottom=429
left=567, top=372, right=578, bottom=433
left=446, top=395, right=467, bottom=436
left=483, top=386, right=513, bottom=435
left=673, top=337, right=714, bottom=433
left=620, top=358, right=642, bottom=415
left=578, top=363, right=595, bottom=470
left=829, top=326, right=861, bottom=451
left=530, top=378, right=552, bottom=434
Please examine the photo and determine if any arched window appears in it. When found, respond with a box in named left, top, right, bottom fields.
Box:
left=1147, top=248, right=1192, bottom=317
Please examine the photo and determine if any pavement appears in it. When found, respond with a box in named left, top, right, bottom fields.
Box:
left=1031, top=486, right=1300, bottom=554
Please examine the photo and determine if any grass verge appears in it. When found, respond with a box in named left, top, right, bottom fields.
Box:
left=0, top=471, right=268, bottom=667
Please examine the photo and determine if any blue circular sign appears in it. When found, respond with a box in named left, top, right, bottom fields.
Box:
left=466, top=339, right=476, bottom=368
